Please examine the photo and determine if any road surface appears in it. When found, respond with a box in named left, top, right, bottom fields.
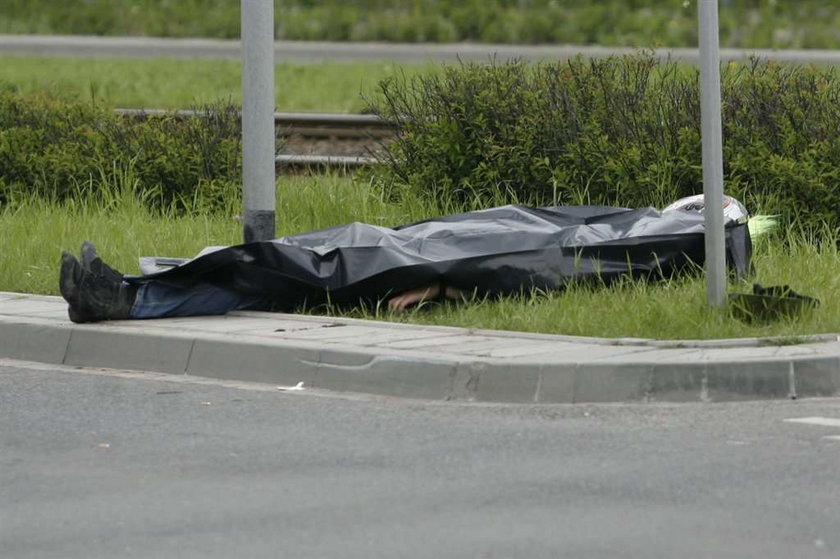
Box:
left=2, top=34, right=840, bottom=65
left=2, top=359, right=839, bottom=558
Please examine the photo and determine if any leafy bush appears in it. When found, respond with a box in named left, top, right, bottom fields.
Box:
left=369, top=55, right=840, bottom=229
left=3, top=0, right=840, bottom=49
left=0, top=92, right=244, bottom=213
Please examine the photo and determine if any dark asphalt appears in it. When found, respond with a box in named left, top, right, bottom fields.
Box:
left=2, top=360, right=839, bottom=558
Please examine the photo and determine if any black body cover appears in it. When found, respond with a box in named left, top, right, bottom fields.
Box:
left=129, top=205, right=752, bottom=310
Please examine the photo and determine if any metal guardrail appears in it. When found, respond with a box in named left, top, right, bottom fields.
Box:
left=274, top=154, right=376, bottom=168
left=116, top=108, right=388, bottom=169
left=115, top=108, right=393, bottom=138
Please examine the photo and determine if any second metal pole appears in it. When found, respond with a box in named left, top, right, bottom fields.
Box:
left=699, top=0, right=727, bottom=307
left=241, top=0, right=276, bottom=243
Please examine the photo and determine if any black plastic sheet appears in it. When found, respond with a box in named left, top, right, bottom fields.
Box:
left=128, top=205, right=752, bottom=310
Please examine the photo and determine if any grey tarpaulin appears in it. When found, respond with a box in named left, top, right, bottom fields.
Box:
left=127, top=204, right=751, bottom=310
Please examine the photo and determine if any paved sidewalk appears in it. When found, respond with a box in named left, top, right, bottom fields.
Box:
left=2, top=291, right=839, bottom=403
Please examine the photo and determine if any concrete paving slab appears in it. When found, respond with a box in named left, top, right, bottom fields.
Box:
left=137, top=315, right=321, bottom=334
left=452, top=341, right=540, bottom=357
left=516, top=344, right=663, bottom=365
left=702, top=344, right=825, bottom=361
left=63, top=326, right=194, bottom=374
left=705, top=360, right=793, bottom=401
left=275, top=324, right=390, bottom=341
left=2, top=291, right=840, bottom=403
left=449, top=362, right=481, bottom=401
left=792, top=357, right=840, bottom=398
left=0, top=298, right=65, bottom=315
left=403, top=337, right=531, bottom=357
left=380, top=334, right=502, bottom=350
left=585, top=348, right=704, bottom=365
left=590, top=345, right=832, bottom=366
left=574, top=363, right=653, bottom=403
left=8, top=307, right=71, bottom=320
left=536, top=366, right=577, bottom=404
left=0, top=292, right=50, bottom=302
left=257, top=319, right=345, bottom=333
left=0, top=320, right=71, bottom=364
left=315, top=349, right=456, bottom=399
left=185, top=338, right=321, bottom=385
left=648, top=365, right=707, bottom=402
left=472, top=362, right=541, bottom=403
left=296, top=328, right=448, bottom=347
left=486, top=343, right=572, bottom=358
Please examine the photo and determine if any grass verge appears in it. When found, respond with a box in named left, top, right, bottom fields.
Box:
left=2, top=173, right=838, bottom=340
left=0, top=173, right=437, bottom=294
left=375, top=234, right=840, bottom=341
left=0, top=56, right=435, bottom=112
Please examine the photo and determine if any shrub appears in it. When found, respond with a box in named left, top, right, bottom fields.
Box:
left=0, top=92, right=244, bottom=213
left=368, top=55, right=840, bottom=230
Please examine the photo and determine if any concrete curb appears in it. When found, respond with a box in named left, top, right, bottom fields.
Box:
left=1, top=292, right=839, bottom=403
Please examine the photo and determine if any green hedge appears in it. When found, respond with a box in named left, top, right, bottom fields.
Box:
left=0, top=91, right=243, bottom=212
left=5, top=56, right=840, bottom=232
left=3, top=0, right=840, bottom=49
left=369, top=56, right=840, bottom=229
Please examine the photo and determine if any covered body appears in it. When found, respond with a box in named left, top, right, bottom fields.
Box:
left=128, top=205, right=751, bottom=310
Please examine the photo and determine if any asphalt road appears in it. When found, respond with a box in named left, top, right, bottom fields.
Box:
left=2, top=359, right=840, bottom=559
left=2, top=34, right=840, bottom=65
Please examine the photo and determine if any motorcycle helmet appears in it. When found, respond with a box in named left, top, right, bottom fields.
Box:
left=662, top=194, right=748, bottom=224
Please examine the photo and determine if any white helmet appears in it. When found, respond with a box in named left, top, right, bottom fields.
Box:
left=662, top=194, right=748, bottom=224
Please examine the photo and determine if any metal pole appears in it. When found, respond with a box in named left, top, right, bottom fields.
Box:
left=241, top=0, right=275, bottom=242
left=699, top=0, right=726, bottom=307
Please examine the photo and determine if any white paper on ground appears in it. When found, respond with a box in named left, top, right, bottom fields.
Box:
left=138, top=246, right=227, bottom=275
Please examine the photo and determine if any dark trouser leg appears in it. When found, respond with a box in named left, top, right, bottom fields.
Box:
left=130, top=281, right=272, bottom=319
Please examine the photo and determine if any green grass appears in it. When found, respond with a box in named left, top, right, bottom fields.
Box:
left=336, top=230, right=840, bottom=340
left=3, top=173, right=839, bottom=340
left=0, top=173, right=438, bottom=295
left=4, top=0, right=840, bottom=49
left=386, top=249, right=838, bottom=341
left=3, top=57, right=838, bottom=340
left=0, top=56, right=435, bottom=112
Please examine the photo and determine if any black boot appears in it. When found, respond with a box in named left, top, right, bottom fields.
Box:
left=59, top=251, right=137, bottom=323
left=80, top=241, right=124, bottom=284
left=59, top=250, right=83, bottom=303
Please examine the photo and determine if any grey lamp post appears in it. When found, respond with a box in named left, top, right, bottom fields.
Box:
left=241, top=0, right=276, bottom=243
left=698, top=0, right=726, bottom=307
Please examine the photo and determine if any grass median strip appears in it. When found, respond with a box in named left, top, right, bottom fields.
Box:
left=3, top=174, right=838, bottom=340
left=0, top=56, right=435, bottom=112
left=3, top=55, right=838, bottom=340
